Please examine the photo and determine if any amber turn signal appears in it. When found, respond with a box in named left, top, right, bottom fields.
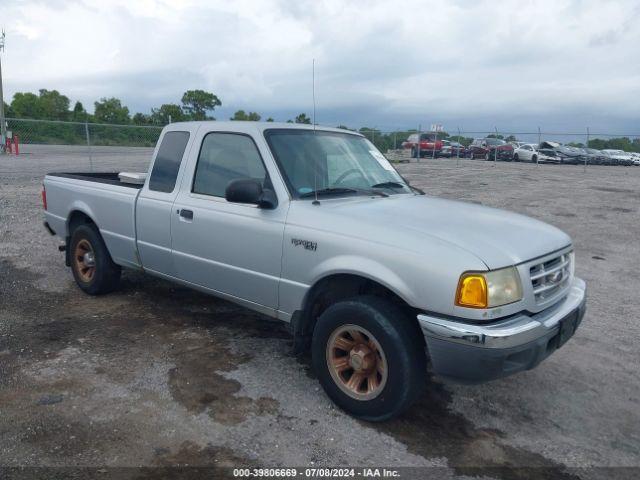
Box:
left=455, top=274, right=488, bottom=308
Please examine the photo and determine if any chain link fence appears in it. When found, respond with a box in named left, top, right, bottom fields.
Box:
left=359, top=128, right=640, bottom=167
left=1, top=118, right=639, bottom=170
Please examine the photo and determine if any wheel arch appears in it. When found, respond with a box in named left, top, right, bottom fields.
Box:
left=290, top=272, right=423, bottom=355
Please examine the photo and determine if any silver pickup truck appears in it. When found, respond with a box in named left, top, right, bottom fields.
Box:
left=43, top=122, right=586, bottom=421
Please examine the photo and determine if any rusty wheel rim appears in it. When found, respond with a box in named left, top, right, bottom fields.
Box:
left=326, top=324, right=388, bottom=401
left=74, top=238, right=96, bottom=283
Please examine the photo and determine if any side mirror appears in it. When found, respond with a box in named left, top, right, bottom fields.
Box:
left=225, top=178, right=277, bottom=209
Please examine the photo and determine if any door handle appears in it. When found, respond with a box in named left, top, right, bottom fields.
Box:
left=179, top=209, right=194, bottom=220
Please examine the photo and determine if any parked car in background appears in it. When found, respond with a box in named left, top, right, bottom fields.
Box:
left=513, top=144, right=556, bottom=163
left=467, top=138, right=514, bottom=161
left=601, top=149, right=635, bottom=166
left=449, top=141, right=466, bottom=157
left=580, top=148, right=608, bottom=165
left=510, top=141, right=528, bottom=150
left=402, top=133, right=444, bottom=158
left=438, top=140, right=466, bottom=158
left=513, top=144, right=535, bottom=162
left=537, top=141, right=586, bottom=165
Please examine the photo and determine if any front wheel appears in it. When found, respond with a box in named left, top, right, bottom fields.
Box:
left=513, top=153, right=519, bottom=162
left=70, top=224, right=121, bottom=295
left=312, top=296, right=426, bottom=421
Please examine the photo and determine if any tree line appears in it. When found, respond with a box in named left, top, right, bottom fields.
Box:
left=3, top=88, right=637, bottom=152
left=2, top=88, right=314, bottom=126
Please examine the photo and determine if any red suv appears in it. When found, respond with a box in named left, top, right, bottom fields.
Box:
left=402, top=133, right=444, bottom=158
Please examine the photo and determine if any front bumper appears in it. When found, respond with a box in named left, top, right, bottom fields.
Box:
left=417, top=277, right=586, bottom=383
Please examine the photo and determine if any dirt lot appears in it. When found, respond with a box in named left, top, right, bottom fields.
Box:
left=1, top=146, right=639, bottom=479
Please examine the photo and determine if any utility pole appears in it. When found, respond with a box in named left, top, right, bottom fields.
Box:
left=0, top=29, right=6, bottom=151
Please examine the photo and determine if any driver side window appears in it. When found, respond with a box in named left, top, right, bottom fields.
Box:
left=193, top=133, right=267, bottom=198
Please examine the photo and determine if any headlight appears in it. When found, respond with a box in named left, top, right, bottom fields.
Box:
left=455, top=267, right=523, bottom=309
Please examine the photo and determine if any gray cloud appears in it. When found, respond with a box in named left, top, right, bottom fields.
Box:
left=1, top=0, right=639, bottom=132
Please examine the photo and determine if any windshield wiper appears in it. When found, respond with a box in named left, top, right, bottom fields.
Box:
left=300, top=187, right=388, bottom=198
left=371, top=181, right=424, bottom=195
left=371, top=181, right=407, bottom=189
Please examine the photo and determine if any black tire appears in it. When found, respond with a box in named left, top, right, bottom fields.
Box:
left=69, top=224, right=121, bottom=295
left=311, top=296, right=426, bottom=421
left=513, top=153, right=519, bottom=162
left=532, top=154, right=538, bottom=163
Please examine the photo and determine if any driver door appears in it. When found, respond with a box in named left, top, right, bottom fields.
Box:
left=170, top=131, right=287, bottom=310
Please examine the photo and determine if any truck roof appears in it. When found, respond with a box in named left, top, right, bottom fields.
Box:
left=164, top=120, right=363, bottom=136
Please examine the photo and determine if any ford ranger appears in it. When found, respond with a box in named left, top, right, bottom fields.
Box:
left=42, top=122, right=586, bottom=421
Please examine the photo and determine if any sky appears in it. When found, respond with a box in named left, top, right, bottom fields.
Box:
left=1, top=0, right=639, bottom=134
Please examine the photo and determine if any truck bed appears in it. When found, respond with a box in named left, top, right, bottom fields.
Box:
left=47, top=172, right=144, bottom=189
left=44, top=171, right=143, bottom=270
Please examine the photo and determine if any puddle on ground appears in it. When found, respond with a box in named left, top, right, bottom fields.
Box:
left=168, top=341, right=279, bottom=425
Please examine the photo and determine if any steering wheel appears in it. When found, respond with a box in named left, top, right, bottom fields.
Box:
left=334, top=168, right=367, bottom=185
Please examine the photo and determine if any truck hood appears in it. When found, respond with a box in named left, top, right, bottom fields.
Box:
left=301, top=195, right=571, bottom=269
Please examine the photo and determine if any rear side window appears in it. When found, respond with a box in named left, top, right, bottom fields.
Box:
left=149, top=131, right=190, bottom=193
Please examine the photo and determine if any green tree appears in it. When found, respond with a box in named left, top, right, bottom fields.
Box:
left=94, top=97, right=130, bottom=124
left=504, top=135, right=518, bottom=142
left=132, top=112, right=152, bottom=125
left=181, top=89, right=221, bottom=120
left=588, top=136, right=639, bottom=152
left=3, top=101, right=13, bottom=118
left=11, top=92, right=44, bottom=119
left=230, top=110, right=261, bottom=121
left=38, top=89, right=70, bottom=120
left=294, top=113, right=311, bottom=124
left=151, top=103, right=186, bottom=124
left=266, top=117, right=274, bottom=122
left=71, top=101, right=88, bottom=122
left=448, top=135, right=473, bottom=146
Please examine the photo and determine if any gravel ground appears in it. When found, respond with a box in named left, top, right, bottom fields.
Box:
left=1, top=145, right=639, bottom=479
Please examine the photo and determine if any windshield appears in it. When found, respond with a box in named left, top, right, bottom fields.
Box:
left=485, top=138, right=506, bottom=146
left=265, top=129, right=412, bottom=198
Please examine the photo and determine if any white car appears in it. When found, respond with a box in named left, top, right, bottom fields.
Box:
left=601, top=149, right=635, bottom=166
left=629, top=152, right=640, bottom=166
left=513, top=144, right=556, bottom=163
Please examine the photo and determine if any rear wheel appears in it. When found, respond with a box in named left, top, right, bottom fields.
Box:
left=312, top=296, right=426, bottom=421
left=70, top=224, right=121, bottom=295
left=513, top=153, right=519, bottom=162
left=532, top=154, right=538, bottom=163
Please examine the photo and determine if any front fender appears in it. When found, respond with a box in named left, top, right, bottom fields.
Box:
left=307, top=255, right=416, bottom=307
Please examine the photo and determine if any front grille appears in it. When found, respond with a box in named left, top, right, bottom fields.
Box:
left=529, top=252, right=572, bottom=304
